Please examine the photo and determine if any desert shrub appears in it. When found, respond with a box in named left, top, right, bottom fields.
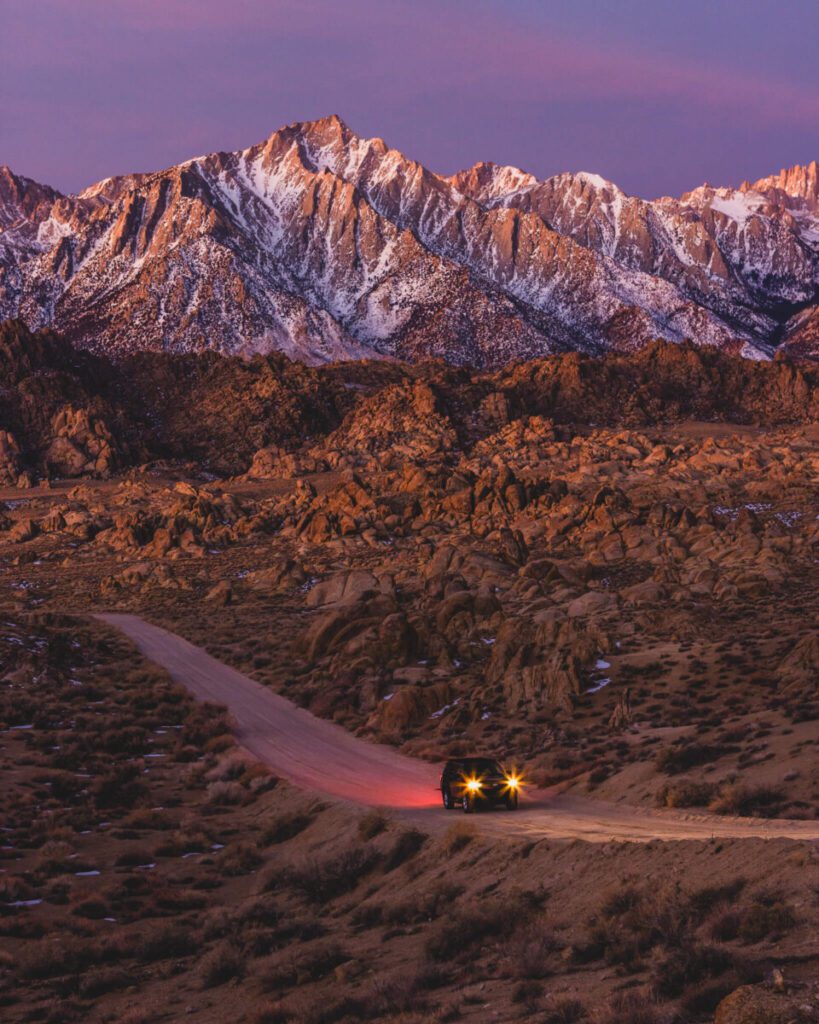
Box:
left=261, top=813, right=313, bottom=845
left=154, top=826, right=211, bottom=857
left=512, top=979, right=543, bottom=1010
left=542, top=998, right=586, bottom=1024
left=383, top=828, right=426, bottom=870
left=709, top=783, right=787, bottom=817
left=71, top=897, right=111, bottom=920
left=737, top=895, right=797, bottom=943
left=280, top=846, right=380, bottom=904
left=219, top=841, right=263, bottom=876
left=297, top=942, right=348, bottom=982
left=199, top=941, right=245, bottom=987
left=708, top=909, right=742, bottom=942
left=656, top=780, right=716, bottom=808
left=425, top=898, right=526, bottom=961
left=288, top=997, right=366, bottom=1024
left=592, top=989, right=665, bottom=1024
left=250, top=1005, right=289, bottom=1024
left=358, top=808, right=388, bottom=840
left=77, top=966, right=131, bottom=998
left=115, top=847, right=156, bottom=868
left=125, top=807, right=176, bottom=830
left=382, top=881, right=463, bottom=927
left=18, top=937, right=122, bottom=980
left=204, top=734, right=234, bottom=754
left=367, top=970, right=430, bottom=1016
left=656, top=740, right=726, bottom=774
left=179, top=703, right=232, bottom=746
left=508, top=921, right=560, bottom=979
left=680, top=963, right=761, bottom=1016
left=688, top=878, right=746, bottom=919
left=578, top=884, right=693, bottom=971
left=351, top=902, right=383, bottom=929
left=650, top=942, right=734, bottom=998
left=138, top=925, right=197, bottom=963
left=441, top=822, right=475, bottom=855
left=93, top=763, right=148, bottom=809
left=600, top=886, right=642, bottom=918
left=205, top=780, right=246, bottom=806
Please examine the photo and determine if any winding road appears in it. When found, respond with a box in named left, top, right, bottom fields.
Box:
left=97, top=614, right=819, bottom=844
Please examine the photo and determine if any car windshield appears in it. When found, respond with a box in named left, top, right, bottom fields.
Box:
left=459, top=759, right=503, bottom=777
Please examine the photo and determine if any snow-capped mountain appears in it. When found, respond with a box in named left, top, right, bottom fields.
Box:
left=1, top=117, right=817, bottom=364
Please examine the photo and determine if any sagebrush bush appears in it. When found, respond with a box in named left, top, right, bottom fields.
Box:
left=542, top=997, right=586, bottom=1024
left=650, top=941, right=734, bottom=998
left=357, top=808, right=388, bottom=840
left=507, top=920, right=560, bottom=979
left=655, top=740, right=726, bottom=774
left=383, top=828, right=426, bottom=870
left=199, top=940, right=245, bottom=988
left=261, top=812, right=314, bottom=846
left=656, top=780, right=716, bottom=808
left=425, top=898, right=526, bottom=961
left=278, top=846, right=380, bottom=903
left=709, top=783, right=786, bottom=818
left=138, top=925, right=197, bottom=963
left=441, top=822, right=475, bottom=856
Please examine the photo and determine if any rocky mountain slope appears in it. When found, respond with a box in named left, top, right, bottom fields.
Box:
left=1, top=121, right=817, bottom=365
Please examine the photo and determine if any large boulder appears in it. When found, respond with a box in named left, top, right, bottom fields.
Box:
left=306, top=570, right=393, bottom=607
left=379, top=682, right=454, bottom=734
left=715, top=984, right=816, bottom=1024
left=44, top=406, right=117, bottom=477
left=0, top=430, right=22, bottom=484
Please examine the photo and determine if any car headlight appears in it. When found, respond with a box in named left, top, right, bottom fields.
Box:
left=505, top=776, right=520, bottom=789
left=466, top=778, right=483, bottom=792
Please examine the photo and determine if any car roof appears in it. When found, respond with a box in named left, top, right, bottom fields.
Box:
left=445, top=756, right=501, bottom=767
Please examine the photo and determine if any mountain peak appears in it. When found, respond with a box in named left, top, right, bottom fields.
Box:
left=749, top=160, right=819, bottom=206
left=1, top=123, right=817, bottom=365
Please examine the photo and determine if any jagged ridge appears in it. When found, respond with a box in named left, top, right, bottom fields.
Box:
left=1, top=119, right=817, bottom=365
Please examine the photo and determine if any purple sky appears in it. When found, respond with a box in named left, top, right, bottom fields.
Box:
left=3, top=0, right=818, bottom=198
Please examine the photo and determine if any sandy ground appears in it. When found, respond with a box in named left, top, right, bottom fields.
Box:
left=97, top=613, right=819, bottom=844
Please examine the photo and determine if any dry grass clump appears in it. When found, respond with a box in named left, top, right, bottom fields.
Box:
left=708, top=782, right=787, bottom=817
left=261, top=812, right=315, bottom=846
left=655, top=740, right=729, bottom=774
left=383, top=827, right=426, bottom=870
left=571, top=877, right=789, bottom=1015
left=424, top=897, right=527, bottom=962
left=592, top=989, right=666, bottom=1024
left=357, top=808, right=389, bottom=840
left=708, top=889, right=798, bottom=944
left=441, top=821, right=475, bottom=855
left=137, top=924, right=198, bottom=963
left=199, top=940, right=245, bottom=988
left=507, top=920, right=561, bottom=979
left=272, top=845, right=380, bottom=904
left=656, top=780, right=716, bottom=808
left=541, top=997, right=586, bottom=1023
left=219, top=841, right=264, bottom=876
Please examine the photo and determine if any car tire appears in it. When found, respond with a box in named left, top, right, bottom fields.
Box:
left=462, top=794, right=473, bottom=814
left=506, top=792, right=518, bottom=811
left=442, top=787, right=453, bottom=809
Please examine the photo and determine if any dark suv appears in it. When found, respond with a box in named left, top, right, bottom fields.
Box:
left=440, top=757, right=521, bottom=813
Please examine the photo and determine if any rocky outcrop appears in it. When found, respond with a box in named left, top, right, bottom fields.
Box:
left=0, top=430, right=22, bottom=484
left=44, top=407, right=117, bottom=477
left=777, top=634, right=819, bottom=692
left=715, top=983, right=817, bottom=1024
left=487, top=616, right=611, bottom=712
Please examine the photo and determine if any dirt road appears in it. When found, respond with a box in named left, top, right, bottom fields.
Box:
left=97, top=613, right=819, bottom=844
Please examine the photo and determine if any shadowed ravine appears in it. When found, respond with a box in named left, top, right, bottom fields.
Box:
left=97, top=613, right=819, bottom=844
